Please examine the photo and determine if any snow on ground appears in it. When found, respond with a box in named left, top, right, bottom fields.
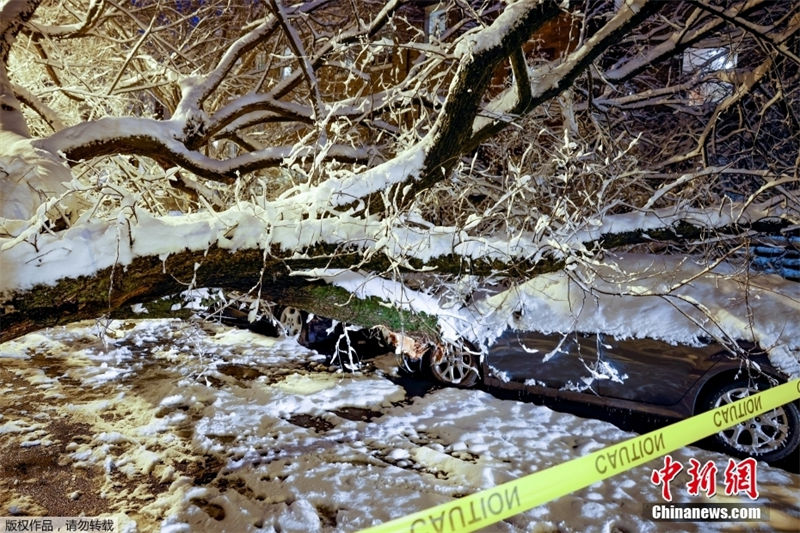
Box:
left=0, top=319, right=798, bottom=533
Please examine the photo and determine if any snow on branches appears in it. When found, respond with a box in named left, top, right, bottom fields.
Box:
left=0, top=0, right=798, bottom=369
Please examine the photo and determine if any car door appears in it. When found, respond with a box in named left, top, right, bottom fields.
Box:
left=597, top=336, right=709, bottom=405
left=486, top=330, right=602, bottom=391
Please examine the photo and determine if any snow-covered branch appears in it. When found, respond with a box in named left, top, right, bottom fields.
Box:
left=23, top=0, right=106, bottom=38
left=2, top=0, right=799, bottom=354
left=467, top=0, right=659, bottom=151
left=32, top=117, right=372, bottom=180
left=11, top=81, right=65, bottom=132
left=172, top=16, right=280, bottom=129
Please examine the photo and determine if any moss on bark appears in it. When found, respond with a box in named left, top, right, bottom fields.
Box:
left=277, top=284, right=439, bottom=336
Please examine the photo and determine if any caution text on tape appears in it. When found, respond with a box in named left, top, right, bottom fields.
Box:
left=359, top=379, right=800, bottom=533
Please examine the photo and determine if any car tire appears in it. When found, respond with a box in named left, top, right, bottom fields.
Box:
left=428, top=345, right=480, bottom=388
left=704, top=379, right=800, bottom=463
left=276, top=306, right=306, bottom=337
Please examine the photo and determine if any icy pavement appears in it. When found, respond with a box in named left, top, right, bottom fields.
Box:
left=0, top=319, right=798, bottom=532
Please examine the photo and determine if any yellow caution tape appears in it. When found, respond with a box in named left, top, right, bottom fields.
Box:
left=359, top=379, right=800, bottom=533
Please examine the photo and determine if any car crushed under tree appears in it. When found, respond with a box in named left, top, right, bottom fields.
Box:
left=205, top=290, right=799, bottom=467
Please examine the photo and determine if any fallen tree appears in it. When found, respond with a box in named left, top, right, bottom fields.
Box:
left=1, top=0, right=798, bottom=369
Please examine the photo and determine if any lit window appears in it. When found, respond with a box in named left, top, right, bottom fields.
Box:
left=426, top=8, right=447, bottom=41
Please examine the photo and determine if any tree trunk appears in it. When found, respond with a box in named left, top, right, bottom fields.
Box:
left=0, top=241, right=557, bottom=342
left=3, top=216, right=785, bottom=343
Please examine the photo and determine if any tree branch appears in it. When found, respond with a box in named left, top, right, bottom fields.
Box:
left=23, top=0, right=106, bottom=38
left=173, top=18, right=279, bottom=133
left=33, top=117, right=372, bottom=181
left=4, top=205, right=794, bottom=343
left=420, top=0, right=660, bottom=199
left=11, top=81, right=66, bottom=131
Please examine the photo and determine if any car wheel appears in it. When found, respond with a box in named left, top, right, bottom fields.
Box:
left=277, top=306, right=305, bottom=337
left=428, top=345, right=480, bottom=388
left=705, top=379, right=800, bottom=463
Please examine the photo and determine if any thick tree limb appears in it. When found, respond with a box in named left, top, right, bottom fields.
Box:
left=4, top=210, right=793, bottom=343
left=33, top=117, right=371, bottom=180
left=0, top=239, right=555, bottom=343
left=1, top=0, right=43, bottom=137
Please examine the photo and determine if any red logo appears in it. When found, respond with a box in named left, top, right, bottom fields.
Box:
left=723, top=457, right=759, bottom=500
left=650, top=456, right=758, bottom=501
left=650, top=455, right=683, bottom=501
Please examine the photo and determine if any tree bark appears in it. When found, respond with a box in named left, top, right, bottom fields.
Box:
left=4, top=215, right=787, bottom=343
left=1, top=0, right=43, bottom=137
left=0, top=241, right=560, bottom=343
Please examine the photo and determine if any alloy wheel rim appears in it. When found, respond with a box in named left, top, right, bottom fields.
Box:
left=279, top=307, right=303, bottom=336
left=432, top=351, right=476, bottom=385
left=713, top=386, right=790, bottom=455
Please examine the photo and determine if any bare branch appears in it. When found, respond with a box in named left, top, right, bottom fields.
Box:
left=684, top=0, right=800, bottom=65
left=603, top=0, right=768, bottom=82
left=24, top=0, right=106, bottom=38
left=268, top=0, right=325, bottom=124
left=657, top=57, right=774, bottom=169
